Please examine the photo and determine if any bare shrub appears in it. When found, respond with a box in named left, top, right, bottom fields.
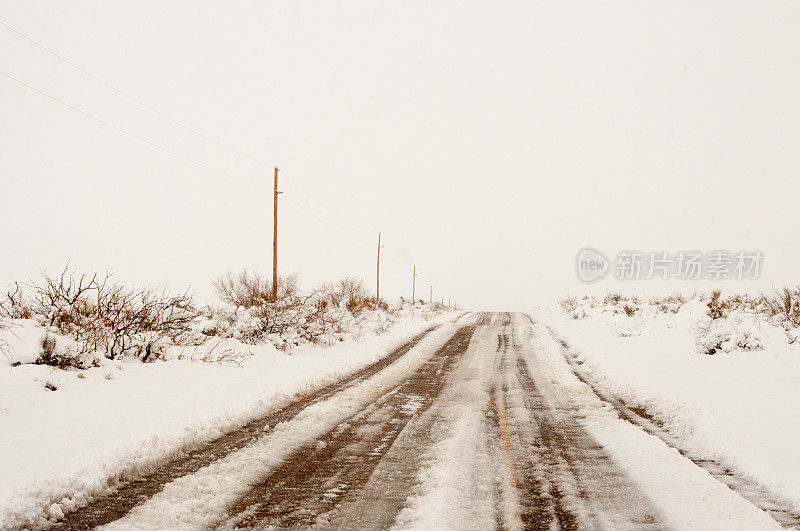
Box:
left=604, top=292, right=623, bottom=306
left=1, top=282, right=32, bottom=319
left=213, top=269, right=270, bottom=307
left=251, top=296, right=306, bottom=337
left=213, top=348, right=252, bottom=367
left=622, top=304, right=638, bottom=317
left=649, top=293, right=686, bottom=314
left=705, top=290, right=760, bottom=321
left=0, top=319, right=13, bottom=364
left=706, top=290, right=729, bottom=320
left=314, top=276, right=381, bottom=317
left=213, top=269, right=299, bottom=307
left=721, top=294, right=760, bottom=314
left=318, top=277, right=373, bottom=310
left=198, top=338, right=253, bottom=366
left=761, top=286, right=800, bottom=330
left=29, top=266, right=109, bottom=329
left=338, top=276, right=369, bottom=306
left=666, top=293, right=686, bottom=305
left=97, top=286, right=198, bottom=361
left=365, top=296, right=389, bottom=311
left=559, top=296, right=578, bottom=313
left=29, top=265, right=199, bottom=362
left=317, top=281, right=342, bottom=308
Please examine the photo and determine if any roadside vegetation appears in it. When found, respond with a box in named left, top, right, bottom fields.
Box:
left=558, top=287, right=800, bottom=355
left=0, top=265, right=451, bottom=371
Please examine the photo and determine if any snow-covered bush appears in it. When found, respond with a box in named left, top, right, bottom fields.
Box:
left=555, top=289, right=792, bottom=356
left=761, top=286, right=800, bottom=331
left=34, top=333, right=100, bottom=370
left=616, top=316, right=644, bottom=337
left=690, top=308, right=765, bottom=356
left=4, top=266, right=452, bottom=370
left=207, top=270, right=416, bottom=349
left=0, top=319, right=13, bottom=364
left=200, top=299, right=404, bottom=349
left=571, top=306, right=588, bottom=320
left=559, top=296, right=578, bottom=313
left=27, top=266, right=200, bottom=362
left=652, top=293, right=687, bottom=314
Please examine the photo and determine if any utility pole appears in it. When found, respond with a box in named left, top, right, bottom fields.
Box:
left=376, top=233, right=381, bottom=302
left=272, top=167, right=279, bottom=301
left=429, top=285, right=432, bottom=305
left=412, top=266, right=417, bottom=304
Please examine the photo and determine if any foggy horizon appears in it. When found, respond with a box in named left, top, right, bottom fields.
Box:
left=3, top=1, right=799, bottom=309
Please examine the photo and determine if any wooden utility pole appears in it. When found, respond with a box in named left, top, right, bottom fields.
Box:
left=429, top=286, right=432, bottom=304
left=272, top=167, right=279, bottom=301
left=376, top=233, right=381, bottom=302
left=412, top=266, right=417, bottom=304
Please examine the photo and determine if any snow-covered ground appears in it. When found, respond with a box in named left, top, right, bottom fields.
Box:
left=534, top=298, right=800, bottom=512
left=0, top=308, right=460, bottom=529
left=522, top=320, right=780, bottom=529
left=5, top=298, right=798, bottom=529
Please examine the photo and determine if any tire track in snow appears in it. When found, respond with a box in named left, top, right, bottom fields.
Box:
left=54, top=323, right=445, bottom=530
left=391, top=315, right=503, bottom=530
left=488, top=326, right=524, bottom=530
left=497, top=319, right=661, bottom=530
left=96, top=316, right=481, bottom=529
left=535, top=316, right=800, bottom=529
left=219, top=321, right=481, bottom=528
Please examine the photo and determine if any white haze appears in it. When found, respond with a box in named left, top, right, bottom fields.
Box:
left=1, top=1, right=799, bottom=310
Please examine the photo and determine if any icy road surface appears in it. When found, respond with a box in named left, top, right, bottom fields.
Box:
left=51, top=313, right=796, bottom=530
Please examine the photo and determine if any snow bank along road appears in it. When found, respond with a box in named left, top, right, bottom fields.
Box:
left=46, top=313, right=794, bottom=529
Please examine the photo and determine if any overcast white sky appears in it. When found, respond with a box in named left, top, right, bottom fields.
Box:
left=2, top=1, right=799, bottom=310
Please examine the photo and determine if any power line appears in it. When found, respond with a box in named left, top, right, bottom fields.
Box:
left=1, top=21, right=423, bottom=285
left=0, top=69, right=269, bottom=190
left=0, top=18, right=276, bottom=169
left=0, top=17, right=373, bottom=236
left=1, top=67, right=404, bottom=266
left=282, top=194, right=375, bottom=250
left=280, top=172, right=376, bottom=236
left=281, top=192, right=409, bottom=270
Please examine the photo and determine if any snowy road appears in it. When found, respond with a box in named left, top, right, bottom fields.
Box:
left=52, top=313, right=793, bottom=529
